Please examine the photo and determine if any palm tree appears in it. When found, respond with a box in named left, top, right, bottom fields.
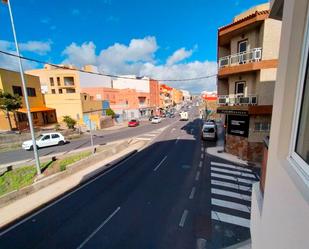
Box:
left=0, top=91, right=22, bottom=130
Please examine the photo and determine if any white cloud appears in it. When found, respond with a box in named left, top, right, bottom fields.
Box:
left=0, top=40, right=51, bottom=56
left=166, top=47, right=193, bottom=66
left=62, top=41, right=97, bottom=67
left=0, top=41, right=38, bottom=71
left=61, top=37, right=217, bottom=92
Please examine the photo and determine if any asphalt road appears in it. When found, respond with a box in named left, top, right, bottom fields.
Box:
left=0, top=117, right=177, bottom=165
left=0, top=106, right=258, bottom=248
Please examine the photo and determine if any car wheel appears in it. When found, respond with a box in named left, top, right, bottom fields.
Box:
left=29, top=145, right=39, bottom=151
left=58, top=140, right=65, bottom=145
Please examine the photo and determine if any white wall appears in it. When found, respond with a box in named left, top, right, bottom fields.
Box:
left=113, top=76, right=150, bottom=93
left=79, top=72, right=112, bottom=88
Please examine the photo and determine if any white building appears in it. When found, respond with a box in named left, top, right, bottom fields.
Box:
left=181, top=90, right=191, bottom=101
left=112, top=75, right=150, bottom=93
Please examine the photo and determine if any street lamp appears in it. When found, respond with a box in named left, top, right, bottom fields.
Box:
left=2, top=0, right=41, bottom=175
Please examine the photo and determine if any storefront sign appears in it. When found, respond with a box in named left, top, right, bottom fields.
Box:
left=217, top=109, right=248, bottom=115
left=227, top=115, right=249, bottom=137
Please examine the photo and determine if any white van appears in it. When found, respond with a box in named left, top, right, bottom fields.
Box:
left=201, top=122, right=217, bottom=141
left=180, top=111, right=189, bottom=121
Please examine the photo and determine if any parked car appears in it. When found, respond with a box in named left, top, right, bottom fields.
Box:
left=22, top=132, right=66, bottom=151
left=201, top=123, right=217, bottom=141
left=151, top=116, right=162, bottom=124
left=128, top=119, right=139, bottom=127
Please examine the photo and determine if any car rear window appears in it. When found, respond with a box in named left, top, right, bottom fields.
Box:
left=52, top=134, right=60, bottom=138
left=203, top=127, right=215, bottom=133
left=130, top=120, right=137, bottom=122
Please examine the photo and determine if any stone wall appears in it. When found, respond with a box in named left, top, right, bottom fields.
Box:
left=225, top=134, right=263, bottom=162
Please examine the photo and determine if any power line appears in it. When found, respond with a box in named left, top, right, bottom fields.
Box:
left=0, top=50, right=217, bottom=82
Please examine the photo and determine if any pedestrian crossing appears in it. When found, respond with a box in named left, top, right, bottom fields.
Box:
left=210, top=161, right=258, bottom=229
left=135, top=128, right=164, bottom=141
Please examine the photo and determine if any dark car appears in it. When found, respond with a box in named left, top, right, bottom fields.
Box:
left=128, top=119, right=139, bottom=127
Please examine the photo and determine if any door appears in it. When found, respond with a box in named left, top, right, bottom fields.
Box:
left=51, top=133, right=61, bottom=145
left=238, top=40, right=248, bottom=63
left=235, top=82, right=246, bottom=104
left=38, top=135, right=52, bottom=147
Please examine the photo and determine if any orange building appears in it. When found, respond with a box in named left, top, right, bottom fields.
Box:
left=160, top=84, right=173, bottom=109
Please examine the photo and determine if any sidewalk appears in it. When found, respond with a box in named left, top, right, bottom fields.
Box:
left=0, top=140, right=145, bottom=229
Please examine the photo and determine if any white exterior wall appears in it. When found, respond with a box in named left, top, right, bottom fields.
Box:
left=251, top=0, right=309, bottom=248
left=79, top=72, right=112, bottom=88
left=113, top=76, right=150, bottom=93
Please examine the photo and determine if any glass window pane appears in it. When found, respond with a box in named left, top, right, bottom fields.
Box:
left=295, top=58, right=309, bottom=164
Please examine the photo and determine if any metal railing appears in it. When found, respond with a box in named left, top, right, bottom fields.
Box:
left=219, top=48, right=262, bottom=68
left=217, top=94, right=258, bottom=105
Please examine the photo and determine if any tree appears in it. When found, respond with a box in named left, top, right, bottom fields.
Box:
left=0, top=91, right=22, bottom=130
left=62, top=115, right=77, bottom=129
left=106, top=108, right=116, bottom=118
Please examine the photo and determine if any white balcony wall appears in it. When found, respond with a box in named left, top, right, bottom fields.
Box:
left=79, top=72, right=112, bottom=88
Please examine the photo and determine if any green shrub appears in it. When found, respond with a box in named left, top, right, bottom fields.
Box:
left=54, top=123, right=61, bottom=131
left=63, top=116, right=77, bottom=129
left=106, top=108, right=116, bottom=118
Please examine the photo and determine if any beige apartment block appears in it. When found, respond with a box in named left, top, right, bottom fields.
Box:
left=217, top=3, right=282, bottom=162
left=250, top=0, right=309, bottom=248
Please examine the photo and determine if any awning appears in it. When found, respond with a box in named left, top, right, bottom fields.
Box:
left=17, top=106, right=56, bottom=113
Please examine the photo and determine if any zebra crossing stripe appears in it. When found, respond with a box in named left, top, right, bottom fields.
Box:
left=211, top=198, right=251, bottom=213
left=211, top=173, right=256, bottom=185
left=211, top=166, right=256, bottom=179
left=211, top=188, right=251, bottom=201
left=135, top=137, right=152, bottom=141
left=210, top=161, right=252, bottom=172
left=211, top=180, right=252, bottom=192
left=140, top=134, right=157, bottom=137
left=211, top=211, right=250, bottom=228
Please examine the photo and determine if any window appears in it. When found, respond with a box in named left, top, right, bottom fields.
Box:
left=238, top=40, right=248, bottom=53
left=51, top=89, right=56, bottom=94
left=64, top=77, right=74, bottom=86
left=66, top=88, right=76, bottom=93
left=235, top=81, right=245, bottom=96
left=84, top=95, right=87, bottom=100
left=57, top=77, right=60, bottom=86
left=290, top=12, right=309, bottom=183
left=12, top=86, right=23, bottom=96
left=17, top=113, right=27, bottom=122
left=49, top=77, right=54, bottom=86
left=42, top=135, right=50, bottom=140
left=27, top=87, right=36, bottom=97
left=59, top=89, right=63, bottom=94
left=254, top=122, right=271, bottom=132
left=32, top=113, right=38, bottom=119
left=51, top=134, right=60, bottom=139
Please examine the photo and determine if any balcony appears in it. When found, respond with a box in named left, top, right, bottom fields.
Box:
left=219, top=48, right=262, bottom=68
left=218, top=94, right=258, bottom=106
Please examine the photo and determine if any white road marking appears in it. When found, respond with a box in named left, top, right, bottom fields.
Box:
left=210, top=161, right=252, bottom=172
left=201, top=154, right=204, bottom=159
left=76, top=207, right=121, bottom=249
left=211, top=166, right=256, bottom=179
left=211, top=198, right=250, bottom=213
left=211, top=173, right=256, bottom=185
left=211, top=211, right=250, bottom=228
left=211, top=180, right=252, bottom=192
left=175, top=137, right=180, bottom=144
left=211, top=188, right=251, bottom=201
left=179, top=210, right=189, bottom=227
left=140, top=134, right=157, bottom=137
left=135, top=137, right=152, bottom=141
left=153, top=156, right=168, bottom=171
left=189, top=187, right=196, bottom=199
left=201, top=147, right=204, bottom=152
left=199, top=161, right=203, bottom=168
left=195, top=171, right=200, bottom=181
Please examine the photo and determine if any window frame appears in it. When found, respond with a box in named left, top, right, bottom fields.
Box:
left=289, top=6, right=309, bottom=185
left=12, top=85, right=23, bottom=96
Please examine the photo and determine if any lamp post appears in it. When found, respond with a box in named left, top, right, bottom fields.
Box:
left=3, top=0, right=41, bottom=175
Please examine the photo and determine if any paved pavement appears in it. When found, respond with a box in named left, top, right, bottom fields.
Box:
left=0, top=118, right=177, bottom=165
left=0, top=106, right=259, bottom=249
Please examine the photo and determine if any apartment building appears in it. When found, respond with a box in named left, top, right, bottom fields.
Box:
left=0, top=68, right=56, bottom=131
left=172, top=88, right=183, bottom=105
left=250, top=1, right=309, bottom=248
left=160, top=84, right=173, bottom=109
left=27, top=65, right=112, bottom=129
left=217, top=3, right=281, bottom=162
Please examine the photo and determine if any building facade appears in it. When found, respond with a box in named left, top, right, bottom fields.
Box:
left=0, top=68, right=57, bottom=131
left=250, top=0, right=309, bottom=248
left=217, top=3, right=282, bottom=162
left=159, top=84, right=173, bottom=109
left=172, top=88, right=183, bottom=105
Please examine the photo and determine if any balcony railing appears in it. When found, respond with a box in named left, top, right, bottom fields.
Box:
left=218, top=94, right=258, bottom=106
left=219, top=48, right=262, bottom=68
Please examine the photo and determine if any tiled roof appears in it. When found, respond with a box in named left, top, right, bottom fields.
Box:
left=219, top=10, right=270, bottom=31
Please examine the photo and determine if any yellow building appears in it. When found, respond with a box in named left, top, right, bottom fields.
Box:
left=26, top=64, right=112, bottom=129
left=172, top=88, right=183, bottom=105
left=0, top=68, right=57, bottom=131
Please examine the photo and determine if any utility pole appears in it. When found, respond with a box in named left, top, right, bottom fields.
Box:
left=5, top=0, right=41, bottom=175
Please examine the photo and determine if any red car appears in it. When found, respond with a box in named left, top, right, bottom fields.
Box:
left=128, top=119, right=139, bottom=127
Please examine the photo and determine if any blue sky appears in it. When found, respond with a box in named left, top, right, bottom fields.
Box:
left=0, top=0, right=267, bottom=92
